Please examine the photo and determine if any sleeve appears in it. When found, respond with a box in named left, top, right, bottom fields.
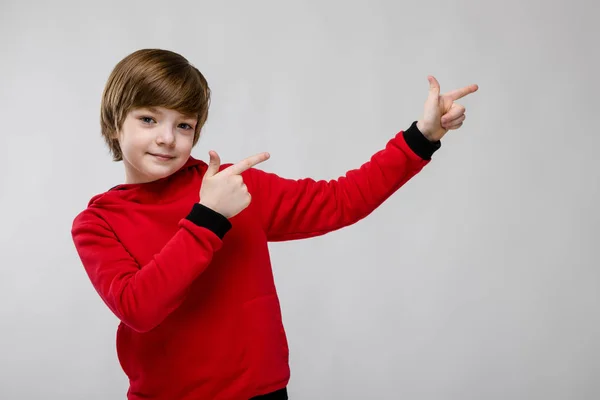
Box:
left=71, top=203, right=232, bottom=333
left=245, top=121, right=441, bottom=242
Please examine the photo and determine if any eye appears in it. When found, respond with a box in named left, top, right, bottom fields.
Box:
left=140, top=116, right=156, bottom=124
left=178, top=123, right=194, bottom=130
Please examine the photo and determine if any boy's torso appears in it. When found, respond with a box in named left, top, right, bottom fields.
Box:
left=88, top=165, right=290, bottom=399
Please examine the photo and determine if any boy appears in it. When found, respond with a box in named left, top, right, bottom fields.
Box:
left=71, top=48, right=477, bottom=400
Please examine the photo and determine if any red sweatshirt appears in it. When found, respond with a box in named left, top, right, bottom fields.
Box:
left=71, top=122, right=440, bottom=400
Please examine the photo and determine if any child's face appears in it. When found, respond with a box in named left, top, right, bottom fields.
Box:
left=118, top=106, right=198, bottom=184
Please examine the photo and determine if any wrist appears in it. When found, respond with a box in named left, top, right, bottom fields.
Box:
left=199, top=200, right=222, bottom=216
left=186, top=203, right=232, bottom=238
left=416, top=120, right=437, bottom=142
left=404, top=121, right=441, bottom=160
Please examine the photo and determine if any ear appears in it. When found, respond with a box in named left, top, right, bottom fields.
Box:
left=111, top=115, right=125, bottom=139
left=111, top=117, right=124, bottom=139
left=110, top=128, right=122, bottom=141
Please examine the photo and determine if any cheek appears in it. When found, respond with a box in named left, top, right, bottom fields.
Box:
left=121, top=130, right=151, bottom=153
left=177, top=133, right=195, bottom=151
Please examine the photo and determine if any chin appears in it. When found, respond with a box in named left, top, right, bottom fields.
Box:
left=145, top=164, right=177, bottom=178
left=147, top=157, right=186, bottom=176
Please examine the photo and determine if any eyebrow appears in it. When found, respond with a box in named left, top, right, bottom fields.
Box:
left=145, top=107, right=162, bottom=114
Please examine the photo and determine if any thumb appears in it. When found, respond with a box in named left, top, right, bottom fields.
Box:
left=205, top=150, right=221, bottom=178
left=428, top=75, right=440, bottom=98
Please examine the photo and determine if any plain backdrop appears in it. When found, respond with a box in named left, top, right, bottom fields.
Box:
left=1, top=0, right=599, bottom=399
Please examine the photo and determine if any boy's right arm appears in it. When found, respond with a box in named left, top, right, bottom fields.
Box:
left=71, top=204, right=231, bottom=333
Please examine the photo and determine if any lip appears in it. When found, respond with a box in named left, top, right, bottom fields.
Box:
left=149, top=153, right=175, bottom=160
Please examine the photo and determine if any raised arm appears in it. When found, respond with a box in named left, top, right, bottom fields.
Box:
left=245, top=76, right=478, bottom=241
left=245, top=122, right=438, bottom=241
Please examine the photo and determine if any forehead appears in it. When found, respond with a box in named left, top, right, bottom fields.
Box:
left=134, top=106, right=196, bottom=120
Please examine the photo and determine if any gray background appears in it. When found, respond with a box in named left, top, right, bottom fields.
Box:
left=1, top=0, right=599, bottom=399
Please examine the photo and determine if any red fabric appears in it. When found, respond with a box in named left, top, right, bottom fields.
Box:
left=71, top=130, right=431, bottom=399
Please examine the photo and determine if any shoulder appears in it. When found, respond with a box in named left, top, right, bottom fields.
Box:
left=71, top=207, right=110, bottom=235
left=71, top=186, right=120, bottom=238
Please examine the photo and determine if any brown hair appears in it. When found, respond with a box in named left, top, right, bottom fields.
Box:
left=100, top=49, right=211, bottom=161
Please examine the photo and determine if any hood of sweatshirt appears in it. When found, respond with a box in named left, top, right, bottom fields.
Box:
left=87, top=156, right=207, bottom=207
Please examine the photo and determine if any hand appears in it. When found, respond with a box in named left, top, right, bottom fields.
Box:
left=199, top=151, right=270, bottom=218
left=417, top=76, right=479, bottom=142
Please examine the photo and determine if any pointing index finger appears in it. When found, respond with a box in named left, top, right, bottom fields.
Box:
left=222, top=152, right=270, bottom=176
left=444, top=84, right=479, bottom=101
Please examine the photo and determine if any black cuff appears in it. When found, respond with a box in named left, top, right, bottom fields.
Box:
left=186, top=203, right=232, bottom=239
left=403, top=121, right=441, bottom=160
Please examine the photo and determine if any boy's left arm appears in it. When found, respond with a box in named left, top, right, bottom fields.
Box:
left=245, top=122, right=437, bottom=241
left=245, top=76, right=478, bottom=241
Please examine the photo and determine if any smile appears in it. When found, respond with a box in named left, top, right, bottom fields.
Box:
left=149, top=153, right=175, bottom=161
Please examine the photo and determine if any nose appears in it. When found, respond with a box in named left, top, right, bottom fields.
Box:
left=156, top=126, right=176, bottom=146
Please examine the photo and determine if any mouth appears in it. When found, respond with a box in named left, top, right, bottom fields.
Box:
left=149, top=153, right=175, bottom=161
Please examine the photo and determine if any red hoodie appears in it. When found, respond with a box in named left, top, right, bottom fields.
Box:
left=71, top=122, right=439, bottom=400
